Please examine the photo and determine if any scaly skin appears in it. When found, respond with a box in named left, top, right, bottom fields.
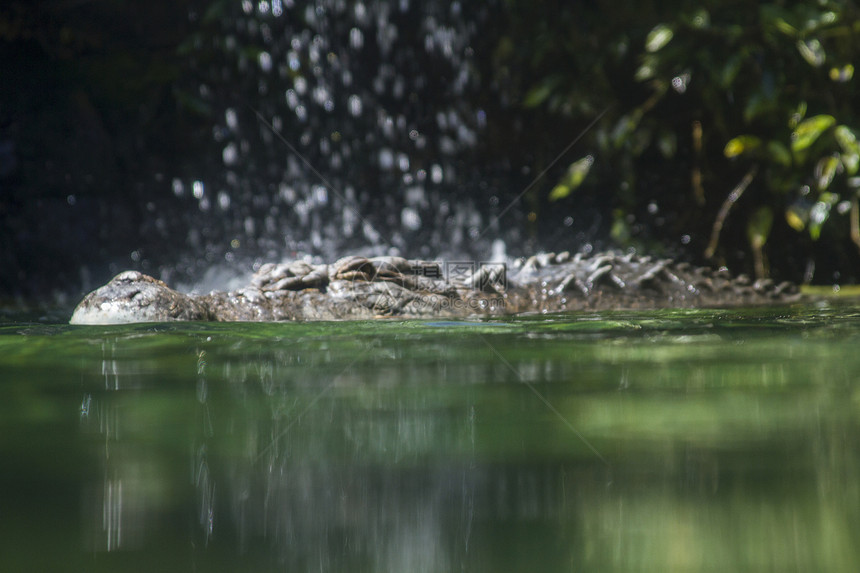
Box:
left=69, top=252, right=799, bottom=324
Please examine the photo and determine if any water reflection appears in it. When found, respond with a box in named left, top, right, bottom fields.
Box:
left=70, top=312, right=860, bottom=571
left=191, top=345, right=484, bottom=570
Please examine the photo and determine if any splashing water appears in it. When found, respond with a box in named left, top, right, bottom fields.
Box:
left=165, top=0, right=529, bottom=290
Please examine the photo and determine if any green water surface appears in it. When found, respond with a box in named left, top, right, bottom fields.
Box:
left=1, top=304, right=859, bottom=572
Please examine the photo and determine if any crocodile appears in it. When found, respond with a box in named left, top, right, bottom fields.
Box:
left=69, top=251, right=800, bottom=324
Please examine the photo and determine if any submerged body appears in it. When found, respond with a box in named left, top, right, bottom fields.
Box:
left=69, top=251, right=799, bottom=324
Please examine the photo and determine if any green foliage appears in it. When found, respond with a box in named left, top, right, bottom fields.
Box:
left=548, top=155, right=594, bottom=201
left=501, top=0, right=860, bottom=281
left=747, top=206, right=773, bottom=248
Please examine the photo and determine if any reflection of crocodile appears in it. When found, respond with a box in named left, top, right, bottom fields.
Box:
left=69, top=252, right=799, bottom=324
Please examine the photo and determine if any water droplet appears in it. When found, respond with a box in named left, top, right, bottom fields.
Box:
left=312, top=84, right=329, bottom=105
left=349, top=27, right=364, bottom=49
left=405, top=186, right=425, bottom=205
left=312, top=185, right=328, bottom=205
left=225, top=108, right=238, bottom=130
left=279, top=184, right=295, bottom=203
left=287, top=50, right=300, bottom=71
left=397, top=153, right=410, bottom=171
left=392, top=77, right=404, bottom=99
left=379, top=148, right=394, bottom=170
left=294, top=76, right=307, bottom=94
left=402, top=207, right=421, bottom=230
left=457, top=124, right=475, bottom=145
left=431, top=164, right=443, bottom=184
left=672, top=74, right=689, bottom=94
left=192, top=181, right=205, bottom=199
left=222, top=143, right=238, bottom=165
left=354, top=2, right=367, bottom=24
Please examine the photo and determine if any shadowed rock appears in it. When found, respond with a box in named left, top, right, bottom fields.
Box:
left=70, top=252, right=800, bottom=324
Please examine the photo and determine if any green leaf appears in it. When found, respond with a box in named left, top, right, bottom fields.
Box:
left=645, top=24, right=674, bottom=53
left=523, top=83, right=553, bottom=108
left=565, top=155, right=594, bottom=187
left=689, top=9, right=710, bottom=29
left=548, top=156, right=594, bottom=201
left=829, top=64, right=854, bottom=82
left=172, top=87, right=213, bottom=116
left=634, top=55, right=658, bottom=82
left=610, top=111, right=643, bottom=147
left=789, top=102, right=808, bottom=129
left=842, top=152, right=859, bottom=176
left=744, top=92, right=776, bottom=123
left=773, top=18, right=798, bottom=37
left=724, top=135, right=762, bottom=158
left=634, top=64, right=655, bottom=82
left=809, top=193, right=838, bottom=240
left=836, top=126, right=860, bottom=174
left=747, top=207, right=773, bottom=248
left=720, top=54, right=744, bottom=88
left=785, top=201, right=809, bottom=231
left=834, top=125, right=859, bottom=154
left=548, top=184, right=572, bottom=202
left=805, top=10, right=839, bottom=32
left=657, top=131, right=677, bottom=158
left=610, top=209, right=631, bottom=243
left=792, top=115, right=836, bottom=153
left=815, top=155, right=841, bottom=190
left=796, top=39, right=825, bottom=67
left=766, top=141, right=792, bottom=166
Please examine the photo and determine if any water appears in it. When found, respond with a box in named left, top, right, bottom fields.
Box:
left=2, top=304, right=860, bottom=571
left=159, top=0, right=590, bottom=291
left=166, top=0, right=516, bottom=284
